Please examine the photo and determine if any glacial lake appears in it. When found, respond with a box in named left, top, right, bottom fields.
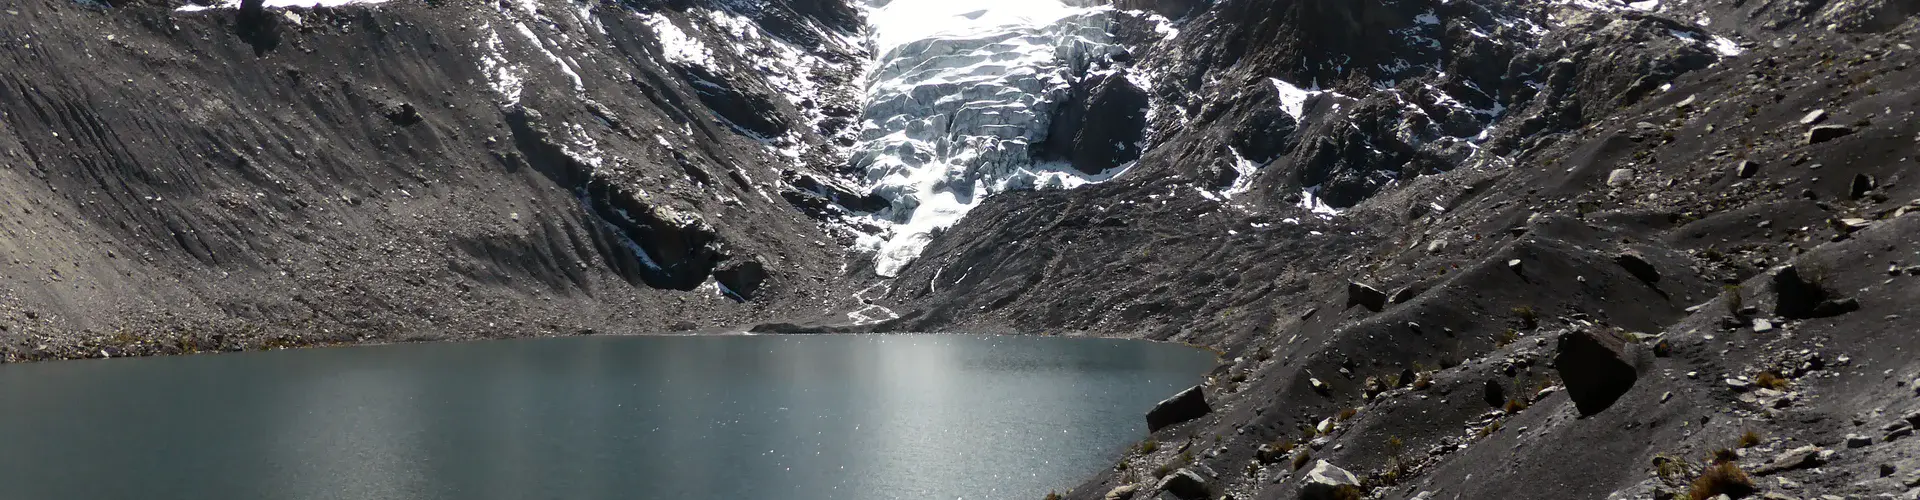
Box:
left=0, top=334, right=1216, bottom=499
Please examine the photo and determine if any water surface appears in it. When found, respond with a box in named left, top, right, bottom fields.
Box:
left=0, top=334, right=1214, bottom=499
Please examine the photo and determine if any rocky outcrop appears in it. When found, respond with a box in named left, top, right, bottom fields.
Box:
left=1772, top=265, right=1859, bottom=319
left=1299, top=460, right=1361, bottom=500
left=1039, top=71, right=1150, bottom=175
left=1146, top=385, right=1211, bottom=432
left=1555, top=329, right=1639, bottom=416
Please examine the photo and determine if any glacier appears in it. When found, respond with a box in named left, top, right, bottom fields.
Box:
left=849, top=0, right=1131, bottom=277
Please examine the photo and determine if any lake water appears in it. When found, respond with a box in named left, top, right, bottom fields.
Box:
left=0, top=335, right=1215, bottom=499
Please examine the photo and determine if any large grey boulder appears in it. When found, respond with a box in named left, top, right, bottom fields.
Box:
left=1156, top=468, right=1210, bottom=500
left=1555, top=329, right=1638, bottom=416
left=1346, top=282, right=1388, bottom=312
left=1146, top=385, right=1211, bottom=432
left=1299, top=460, right=1361, bottom=500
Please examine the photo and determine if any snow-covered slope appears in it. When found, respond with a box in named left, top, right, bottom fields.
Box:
left=848, top=0, right=1133, bottom=277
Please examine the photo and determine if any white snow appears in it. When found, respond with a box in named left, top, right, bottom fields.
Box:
left=847, top=1, right=1130, bottom=277
left=1269, top=78, right=1320, bottom=121
left=640, top=12, right=718, bottom=69
left=174, top=0, right=387, bottom=11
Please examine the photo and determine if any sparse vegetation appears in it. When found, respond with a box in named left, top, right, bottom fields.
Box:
left=1044, top=492, right=1063, bottom=500
left=1688, top=461, right=1756, bottom=500
left=1512, top=306, right=1539, bottom=329
left=1753, top=371, right=1789, bottom=390
left=1710, top=448, right=1739, bottom=464
left=1724, top=285, right=1745, bottom=316
left=1504, top=398, right=1530, bottom=414
left=1337, top=407, right=1359, bottom=421
left=1139, top=439, right=1159, bottom=454
left=1737, top=429, right=1763, bottom=448
left=1292, top=449, right=1313, bottom=471
left=1477, top=419, right=1503, bottom=438
left=1495, top=328, right=1519, bottom=348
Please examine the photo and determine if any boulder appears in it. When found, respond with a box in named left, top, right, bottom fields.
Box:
left=713, top=260, right=768, bottom=300
left=1484, top=379, right=1506, bottom=408
left=1850, top=173, right=1878, bottom=199
left=1555, top=329, right=1638, bottom=416
left=1615, top=251, right=1661, bottom=284
left=1734, top=160, right=1760, bottom=178
left=1299, top=460, right=1361, bottom=500
left=1346, top=282, right=1387, bottom=312
left=1156, top=468, right=1210, bottom=500
left=1806, top=125, right=1854, bottom=144
left=1104, top=484, right=1140, bottom=500
left=1146, top=385, right=1211, bottom=432
left=1772, top=265, right=1857, bottom=319
left=1607, top=168, right=1636, bottom=187
left=1752, top=445, right=1830, bottom=476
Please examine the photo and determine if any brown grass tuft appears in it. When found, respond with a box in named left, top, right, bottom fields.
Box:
left=1753, top=371, right=1789, bottom=390
left=1737, top=430, right=1763, bottom=449
left=1688, top=461, right=1756, bottom=500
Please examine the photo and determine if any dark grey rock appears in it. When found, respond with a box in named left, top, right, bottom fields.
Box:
left=1807, top=125, right=1854, bottom=144
left=1555, top=329, right=1638, bottom=416
left=1347, top=282, right=1387, bottom=312
left=1615, top=251, right=1661, bottom=284
left=1299, top=460, right=1360, bottom=500
left=1146, top=385, right=1211, bottom=432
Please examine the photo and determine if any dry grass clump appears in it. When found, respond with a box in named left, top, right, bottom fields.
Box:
left=1688, top=461, right=1756, bottom=500
left=1753, top=371, right=1789, bottom=390
left=1737, top=430, right=1763, bottom=448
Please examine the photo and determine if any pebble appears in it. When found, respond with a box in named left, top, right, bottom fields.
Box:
left=1753, top=318, right=1775, bottom=333
left=1847, top=433, right=1873, bottom=448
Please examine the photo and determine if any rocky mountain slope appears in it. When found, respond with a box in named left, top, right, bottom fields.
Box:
left=4, top=0, right=1919, bottom=498
left=0, top=0, right=876, bottom=359
left=858, top=0, right=1920, bottom=498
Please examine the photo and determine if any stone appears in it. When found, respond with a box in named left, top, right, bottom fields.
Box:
left=1346, top=282, right=1387, bottom=312
left=1484, top=379, right=1506, bottom=408
left=1881, top=463, right=1897, bottom=477
left=1800, top=109, right=1829, bottom=125
left=1104, top=484, right=1140, bottom=500
left=1752, top=446, right=1828, bottom=476
left=1806, top=125, right=1854, bottom=144
left=1846, top=433, right=1872, bottom=448
left=712, top=259, right=768, bottom=300
left=1850, top=174, right=1878, bottom=199
left=1555, top=329, right=1638, bottom=416
left=1608, top=168, right=1636, bottom=187
left=1735, top=160, right=1761, bottom=178
left=382, top=101, right=423, bottom=126
left=1156, top=468, right=1210, bottom=500
left=1888, top=426, right=1914, bottom=441
left=1389, top=286, right=1422, bottom=304
left=1146, top=385, right=1211, bottom=432
left=1507, top=259, right=1524, bottom=274
left=1616, top=251, right=1661, bottom=283
left=1310, top=377, right=1331, bottom=395
left=1773, top=265, right=1854, bottom=319
left=1753, top=319, right=1774, bottom=333
left=1299, top=460, right=1361, bottom=500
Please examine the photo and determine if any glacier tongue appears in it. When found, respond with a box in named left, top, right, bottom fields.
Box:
left=852, top=1, right=1128, bottom=277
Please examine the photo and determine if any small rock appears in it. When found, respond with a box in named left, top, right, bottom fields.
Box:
left=1156, top=468, right=1209, bottom=500
left=1800, top=109, right=1828, bottom=125
left=1806, top=125, right=1854, bottom=144
left=1607, top=168, right=1636, bottom=187
left=1850, top=174, right=1878, bottom=199
left=1310, top=377, right=1331, bottom=396
left=1299, top=460, right=1361, bottom=500
left=1752, top=445, right=1828, bottom=476
left=1104, top=484, right=1140, bottom=500
left=1146, top=386, right=1212, bottom=432
left=1753, top=318, right=1774, bottom=333
left=1735, top=160, right=1761, bottom=178
left=1727, top=378, right=1753, bottom=392
left=1846, top=433, right=1872, bottom=448
left=1880, top=463, right=1897, bottom=477
left=1774, top=265, right=1857, bottom=319
left=1507, top=259, right=1524, bottom=274
left=1616, top=251, right=1662, bottom=283
left=1888, top=426, right=1913, bottom=441
left=1346, top=282, right=1387, bottom=312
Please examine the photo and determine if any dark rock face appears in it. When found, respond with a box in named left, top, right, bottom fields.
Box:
left=714, top=260, right=768, bottom=301
left=1346, top=282, right=1388, bottom=312
left=1146, top=385, right=1211, bottom=432
left=233, top=0, right=280, bottom=56
left=1555, top=329, right=1638, bottom=416
left=1773, top=265, right=1858, bottom=319
left=1040, top=72, right=1150, bottom=175
left=681, top=66, right=790, bottom=139
left=1615, top=251, right=1661, bottom=284
left=1483, top=379, right=1506, bottom=408
left=1807, top=124, right=1856, bottom=144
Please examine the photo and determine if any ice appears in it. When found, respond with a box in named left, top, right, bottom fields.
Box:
left=640, top=12, right=718, bottom=69
left=848, top=3, right=1130, bottom=277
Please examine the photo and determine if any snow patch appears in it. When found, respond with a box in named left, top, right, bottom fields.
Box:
left=640, top=12, right=718, bottom=69
left=174, top=0, right=387, bottom=11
